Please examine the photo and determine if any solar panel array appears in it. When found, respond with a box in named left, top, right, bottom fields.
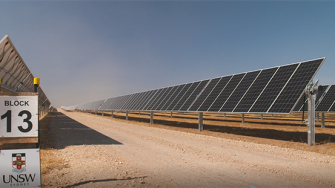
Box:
left=63, top=58, right=325, bottom=115
left=315, top=85, right=335, bottom=112
left=0, top=35, right=51, bottom=111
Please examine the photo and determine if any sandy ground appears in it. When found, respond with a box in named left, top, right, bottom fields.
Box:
left=42, top=109, right=335, bottom=187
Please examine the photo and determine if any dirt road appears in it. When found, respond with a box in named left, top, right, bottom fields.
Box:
left=42, top=109, right=335, bottom=187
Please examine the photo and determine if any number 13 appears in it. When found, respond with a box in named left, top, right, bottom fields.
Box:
left=1, top=110, right=33, bottom=133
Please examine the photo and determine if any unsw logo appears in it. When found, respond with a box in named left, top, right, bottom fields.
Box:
left=12, top=153, right=26, bottom=173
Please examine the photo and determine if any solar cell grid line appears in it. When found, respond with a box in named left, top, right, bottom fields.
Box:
left=137, top=89, right=158, bottom=110
left=268, top=58, right=325, bottom=113
left=131, top=91, right=150, bottom=110
left=198, top=76, right=232, bottom=112
left=129, top=91, right=149, bottom=111
left=161, top=84, right=184, bottom=111
left=221, top=71, right=260, bottom=112
left=233, top=68, right=277, bottom=112
left=126, top=92, right=145, bottom=110
left=99, top=98, right=116, bottom=110
left=208, top=73, right=245, bottom=112
left=180, top=79, right=210, bottom=111
left=316, top=85, right=335, bottom=112
left=143, top=88, right=166, bottom=110
left=165, top=83, right=188, bottom=111
left=171, top=82, right=196, bottom=111
left=154, top=86, right=176, bottom=110
left=121, top=93, right=138, bottom=110
left=188, top=78, right=221, bottom=111
left=109, top=96, right=126, bottom=110
left=249, top=63, right=299, bottom=113
left=158, top=85, right=180, bottom=111
left=120, top=95, right=133, bottom=110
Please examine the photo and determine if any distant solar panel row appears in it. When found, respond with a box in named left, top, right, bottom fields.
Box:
left=66, top=58, right=325, bottom=114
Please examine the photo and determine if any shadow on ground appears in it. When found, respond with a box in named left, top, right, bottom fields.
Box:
left=87, top=111, right=334, bottom=145
left=63, top=176, right=148, bottom=188
left=50, top=111, right=122, bottom=149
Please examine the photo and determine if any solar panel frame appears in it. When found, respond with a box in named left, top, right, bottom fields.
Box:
left=188, top=78, right=221, bottom=112
left=180, top=80, right=210, bottom=111
left=138, top=89, right=159, bottom=111
left=220, top=71, right=260, bottom=112
left=249, top=64, right=299, bottom=113
left=171, top=82, right=196, bottom=111
left=161, top=84, right=184, bottom=111
left=198, top=76, right=232, bottom=112
left=268, top=58, right=325, bottom=113
left=156, top=86, right=179, bottom=111
left=316, top=85, right=335, bottom=112
left=165, top=83, right=188, bottom=111
left=208, top=73, right=245, bottom=112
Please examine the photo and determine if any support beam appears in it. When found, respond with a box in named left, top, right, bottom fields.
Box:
left=308, top=94, right=316, bottom=146
left=224, top=113, right=226, bottom=117
left=198, top=112, right=203, bottom=131
left=126, top=111, right=129, bottom=120
left=111, top=111, right=114, bottom=118
left=321, top=112, right=325, bottom=128
left=261, top=114, right=263, bottom=120
left=241, top=114, right=245, bottom=123
left=316, top=112, right=319, bottom=122
left=95, top=110, right=97, bottom=115
left=171, top=112, right=173, bottom=118
left=102, top=111, right=104, bottom=116
left=150, top=111, right=154, bottom=124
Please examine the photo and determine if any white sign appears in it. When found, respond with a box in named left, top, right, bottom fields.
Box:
left=0, top=148, right=41, bottom=187
left=0, top=96, right=38, bottom=137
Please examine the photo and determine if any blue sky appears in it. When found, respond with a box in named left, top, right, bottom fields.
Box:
left=1, top=1, right=335, bottom=107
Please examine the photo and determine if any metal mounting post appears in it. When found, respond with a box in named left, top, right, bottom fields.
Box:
left=321, top=112, right=325, bottom=128
left=150, top=111, right=154, bottom=124
left=224, top=113, right=226, bottom=117
left=199, top=112, right=203, bottom=131
left=102, top=111, right=104, bottom=116
left=171, top=112, right=173, bottom=118
left=241, top=114, right=245, bottom=123
left=126, top=111, right=129, bottom=120
left=316, top=112, right=319, bottom=122
left=111, top=111, right=114, bottom=118
left=304, top=80, right=318, bottom=146
left=261, top=114, right=263, bottom=120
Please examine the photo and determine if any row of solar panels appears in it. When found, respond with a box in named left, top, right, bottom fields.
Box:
left=0, top=35, right=51, bottom=108
left=62, top=58, right=325, bottom=114
left=293, top=85, right=335, bottom=112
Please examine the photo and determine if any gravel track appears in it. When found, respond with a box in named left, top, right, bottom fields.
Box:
left=42, top=109, right=335, bottom=187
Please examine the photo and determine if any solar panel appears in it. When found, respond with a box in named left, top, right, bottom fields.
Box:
left=197, top=76, right=232, bottom=112
left=208, top=73, right=245, bottom=112
left=143, top=88, right=165, bottom=110
left=233, top=68, right=277, bottom=112
left=165, top=83, right=188, bottom=111
left=162, top=84, right=185, bottom=111
left=152, top=87, right=173, bottom=110
left=316, top=85, right=335, bottom=112
left=188, top=78, right=221, bottom=111
left=171, top=82, right=195, bottom=111
left=249, top=64, right=298, bottom=113
left=180, top=80, right=210, bottom=111
left=268, top=59, right=324, bottom=113
left=64, top=58, right=325, bottom=115
left=220, top=71, right=260, bottom=112
left=121, top=93, right=138, bottom=110
left=138, top=90, right=158, bottom=110
left=156, top=86, right=179, bottom=110
left=99, top=98, right=116, bottom=110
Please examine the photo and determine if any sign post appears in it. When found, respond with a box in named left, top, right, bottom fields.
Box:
left=0, top=95, right=41, bottom=187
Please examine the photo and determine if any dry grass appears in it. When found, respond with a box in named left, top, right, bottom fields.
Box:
left=85, top=110, right=335, bottom=156
left=39, top=111, right=69, bottom=174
